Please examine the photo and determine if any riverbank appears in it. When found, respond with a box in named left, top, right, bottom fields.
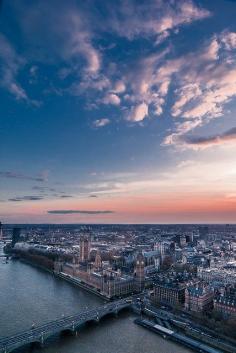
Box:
left=16, top=257, right=54, bottom=274
left=134, top=318, right=223, bottom=353
left=14, top=255, right=113, bottom=301
left=143, top=305, right=236, bottom=353
left=56, top=272, right=111, bottom=301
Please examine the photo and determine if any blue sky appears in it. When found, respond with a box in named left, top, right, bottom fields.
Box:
left=1, top=0, right=236, bottom=223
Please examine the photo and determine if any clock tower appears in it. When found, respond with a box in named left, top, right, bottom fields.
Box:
left=134, top=252, right=145, bottom=291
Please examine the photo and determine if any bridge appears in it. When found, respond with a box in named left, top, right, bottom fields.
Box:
left=0, top=298, right=133, bottom=353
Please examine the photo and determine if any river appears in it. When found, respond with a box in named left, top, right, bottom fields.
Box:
left=0, top=243, right=192, bottom=353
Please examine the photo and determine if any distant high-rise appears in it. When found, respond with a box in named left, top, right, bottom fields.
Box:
left=0, top=222, right=3, bottom=240
left=79, top=234, right=91, bottom=262
left=12, top=227, right=21, bottom=247
left=198, top=226, right=209, bottom=240
left=180, top=235, right=187, bottom=248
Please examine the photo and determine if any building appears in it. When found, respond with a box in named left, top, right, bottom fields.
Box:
left=102, top=271, right=135, bottom=298
left=79, top=234, right=91, bottom=262
left=185, top=284, right=214, bottom=312
left=214, top=287, right=236, bottom=318
left=60, top=259, right=136, bottom=298
left=55, top=250, right=148, bottom=299
left=214, top=295, right=236, bottom=318
left=143, top=250, right=160, bottom=273
left=198, top=267, right=236, bottom=286
left=154, top=241, right=164, bottom=256
left=153, top=281, right=185, bottom=307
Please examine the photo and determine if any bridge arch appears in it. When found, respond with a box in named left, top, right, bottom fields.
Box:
left=99, top=311, right=117, bottom=320
left=9, top=339, right=42, bottom=353
left=60, top=328, right=75, bottom=336
left=99, top=305, right=129, bottom=321
left=116, top=305, right=130, bottom=314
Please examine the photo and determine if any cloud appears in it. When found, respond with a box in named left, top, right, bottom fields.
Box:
left=112, top=81, right=126, bottom=94
left=178, top=127, right=236, bottom=149
left=0, top=33, right=41, bottom=105
left=128, top=102, right=149, bottom=122
left=0, top=171, right=47, bottom=182
left=32, top=186, right=56, bottom=192
left=72, top=73, right=111, bottom=96
left=10, top=0, right=236, bottom=143
left=6, top=0, right=212, bottom=126
left=0, top=34, right=28, bottom=102
left=13, top=1, right=101, bottom=92
left=47, top=210, right=114, bottom=214
left=71, top=0, right=209, bottom=122
left=59, top=195, right=73, bottom=198
left=8, top=0, right=211, bottom=115
left=159, top=31, right=236, bottom=146
left=93, top=118, right=110, bottom=127
left=102, top=93, right=120, bottom=105
left=108, top=0, right=210, bottom=40
left=119, top=48, right=171, bottom=122
left=9, top=196, right=44, bottom=202
left=65, top=12, right=100, bottom=74
left=221, top=31, right=236, bottom=50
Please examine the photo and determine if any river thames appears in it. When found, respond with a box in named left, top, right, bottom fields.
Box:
left=0, top=244, right=192, bottom=353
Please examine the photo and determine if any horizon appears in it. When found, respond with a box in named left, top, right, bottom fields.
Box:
left=2, top=222, right=236, bottom=226
left=1, top=0, right=236, bottom=223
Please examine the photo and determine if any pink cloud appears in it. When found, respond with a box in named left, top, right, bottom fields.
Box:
left=128, top=102, right=149, bottom=122
left=109, top=0, right=210, bottom=40
left=93, top=118, right=110, bottom=128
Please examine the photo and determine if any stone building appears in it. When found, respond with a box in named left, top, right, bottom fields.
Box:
left=185, top=284, right=214, bottom=312
left=153, top=281, right=185, bottom=306
left=214, top=287, right=236, bottom=318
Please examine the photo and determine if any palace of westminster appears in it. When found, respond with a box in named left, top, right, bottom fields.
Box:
left=54, top=234, right=147, bottom=298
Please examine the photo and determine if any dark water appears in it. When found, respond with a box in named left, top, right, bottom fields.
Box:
left=0, top=244, right=191, bottom=353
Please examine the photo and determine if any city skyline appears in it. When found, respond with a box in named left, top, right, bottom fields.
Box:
left=1, top=0, right=236, bottom=223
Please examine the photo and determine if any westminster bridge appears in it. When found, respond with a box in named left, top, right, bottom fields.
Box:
left=0, top=298, right=133, bottom=353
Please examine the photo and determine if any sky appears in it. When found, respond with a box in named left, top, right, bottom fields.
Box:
left=1, top=0, right=236, bottom=224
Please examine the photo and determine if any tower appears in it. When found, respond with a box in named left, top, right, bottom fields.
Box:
left=54, top=257, right=63, bottom=273
left=134, top=252, right=145, bottom=292
left=79, top=234, right=91, bottom=262
left=94, top=250, right=102, bottom=270
left=12, top=227, right=21, bottom=247
left=0, top=222, right=3, bottom=241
